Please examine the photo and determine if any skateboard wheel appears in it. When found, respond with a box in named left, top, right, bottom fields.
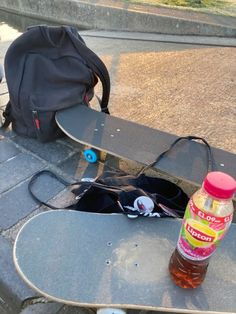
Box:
left=83, top=149, right=98, bottom=163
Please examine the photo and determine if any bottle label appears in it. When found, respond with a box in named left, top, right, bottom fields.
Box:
left=177, top=199, right=233, bottom=260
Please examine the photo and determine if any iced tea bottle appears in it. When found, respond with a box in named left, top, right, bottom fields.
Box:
left=169, top=171, right=236, bottom=288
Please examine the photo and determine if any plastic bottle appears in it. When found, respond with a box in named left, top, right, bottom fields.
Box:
left=169, top=171, right=236, bottom=289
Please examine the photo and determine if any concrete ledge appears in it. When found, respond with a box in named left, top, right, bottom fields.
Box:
left=81, top=30, right=236, bottom=47
left=0, top=0, right=236, bottom=37
left=0, top=236, right=37, bottom=314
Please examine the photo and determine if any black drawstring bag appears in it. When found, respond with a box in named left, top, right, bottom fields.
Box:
left=28, top=136, right=213, bottom=218
left=71, top=171, right=189, bottom=218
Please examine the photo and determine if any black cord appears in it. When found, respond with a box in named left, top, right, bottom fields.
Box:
left=28, top=170, right=73, bottom=209
left=137, top=135, right=213, bottom=176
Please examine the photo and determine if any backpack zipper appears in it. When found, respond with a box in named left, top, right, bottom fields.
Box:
left=32, top=110, right=42, bottom=138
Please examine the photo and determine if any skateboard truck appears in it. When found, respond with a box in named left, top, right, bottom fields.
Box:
left=83, top=148, right=107, bottom=163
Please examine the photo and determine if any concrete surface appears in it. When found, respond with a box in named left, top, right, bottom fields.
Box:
left=0, top=0, right=236, bottom=37
left=0, top=8, right=235, bottom=314
left=82, top=30, right=236, bottom=46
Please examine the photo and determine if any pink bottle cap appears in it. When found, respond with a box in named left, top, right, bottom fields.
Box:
left=203, top=171, right=236, bottom=199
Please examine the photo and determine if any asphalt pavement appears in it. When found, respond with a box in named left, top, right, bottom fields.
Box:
left=0, top=6, right=236, bottom=314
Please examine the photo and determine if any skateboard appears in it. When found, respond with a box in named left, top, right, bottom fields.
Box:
left=14, top=210, right=236, bottom=314
left=55, top=105, right=236, bottom=187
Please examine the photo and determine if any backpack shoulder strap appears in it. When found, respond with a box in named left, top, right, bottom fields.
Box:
left=1, top=101, right=12, bottom=129
left=64, top=26, right=110, bottom=114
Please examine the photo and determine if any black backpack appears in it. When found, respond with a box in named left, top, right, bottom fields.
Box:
left=2, top=25, right=110, bottom=142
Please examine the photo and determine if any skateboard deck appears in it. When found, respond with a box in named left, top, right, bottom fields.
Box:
left=56, top=105, right=236, bottom=186
left=14, top=210, right=236, bottom=313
